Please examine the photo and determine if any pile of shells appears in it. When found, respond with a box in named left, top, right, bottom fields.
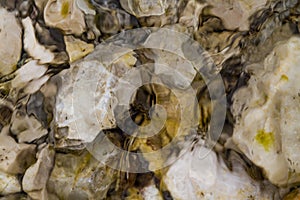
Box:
left=0, top=0, right=300, bottom=199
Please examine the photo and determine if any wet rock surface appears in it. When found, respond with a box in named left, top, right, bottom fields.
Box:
left=0, top=0, right=299, bottom=199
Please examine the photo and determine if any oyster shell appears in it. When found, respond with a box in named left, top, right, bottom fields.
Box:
left=0, top=8, right=22, bottom=77
left=22, top=145, right=55, bottom=200
left=10, top=110, right=48, bottom=143
left=206, top=0, right=268, bottom=31
left=0, top=0, right=299, bottom=199
left=55, top=44, right=135, bottom=144
left=164, top=145, right=277, bottom=199
left=44, top=0, right=86, bottom=35
left=64, top=35, right=94, bottom=63
left=47, top=151, right=116, bottom=200
left=178, top=0, right=206, bottom=30
left=142, top=183, right=163, bottom=200
left=0, top=171, right=21, bottom=195
left=11, top=60, right=49, bottom=95
left=22, top=17, right=55, bottom=64
left=137, top=0, right=179, bottom=27
left=283, top=188, right=300, bottom=200
left=120, top=0, right=168, bottom=17
left=0, top=134, right=36, bottom=174
left=76, top=0, right=96, bottom=15
left=232, top=37, right=300, bottom=186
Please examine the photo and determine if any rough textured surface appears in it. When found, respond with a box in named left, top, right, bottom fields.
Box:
left=0, top=134, right=36, bottom=174
left=10, top=111, right=48, bottom=143
left=55, top=46, right=135, bottom=144
left=47, top=151, right=116, bottom=200
left=0, top=0, right=299, bottom=199
left=164, top=145, right=277, bottom=199
left=44, top=0, right=86, bottom=35
left=207, top=0, right=268, bottom=30
left=0, top=8, right=22, bottom=77
left=22, top=145, right=55, bottom=200
left=64, top=35, right=94, bottom=63
left=232, top=37, right=300, bottom=186
left=0, top=171, right=21, bottom=195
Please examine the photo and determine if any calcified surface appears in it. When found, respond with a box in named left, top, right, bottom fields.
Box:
left=0, top=0, right=300, bottom=200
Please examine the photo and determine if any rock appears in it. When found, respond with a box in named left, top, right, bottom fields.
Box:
left=0, top=8, right=22, bottom=77
left=232, top=37, right=300, bottom=186
left=64, top=36, right=94, bottom=63
left=22, top=145, right=55, bottom=200
left=47, top=151, right=117, bottom=200
left=0, top=135, right=36, bottom=174
left=44, top=0, right=86, bottom=35
left=0, top=171, right=21, bottom=195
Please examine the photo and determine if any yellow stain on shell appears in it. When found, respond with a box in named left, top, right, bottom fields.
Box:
left=61, top=1, right=70, bottom=18
left=255, top=129, right=275, bottom=151
left=280, top=74, right=289, bottom=81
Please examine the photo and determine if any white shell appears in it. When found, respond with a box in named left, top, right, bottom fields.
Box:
left=120, top=0, right=168, bottom=17
left=0, top=134, right=36, bottom=174
left=22, top=17, right=55, bottom=64
left=0, top=8, right=22, bottom=76
left=11, top=60, right=49, bottom=95
left=10, top=111, right=48, bottom=143
left=76, top=0, right=96, bottom=15
left=142, top=184, right=163, bottom=200
left=22, top=145, right=55, bottom=200
left=64, top=35, right=94, bottom=63
left=207, top=0, right=267, bottom=31
left=232, top=37, right=300, bottom=186
left=164, top=145, right=276, bottom=199
left=47, top=152, right=116, bottom=199
left=0, top=171, right=21, bottom=195
left=55, top=45, right=135, bottom=144
left=44, top=0, right=86, bottom=35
